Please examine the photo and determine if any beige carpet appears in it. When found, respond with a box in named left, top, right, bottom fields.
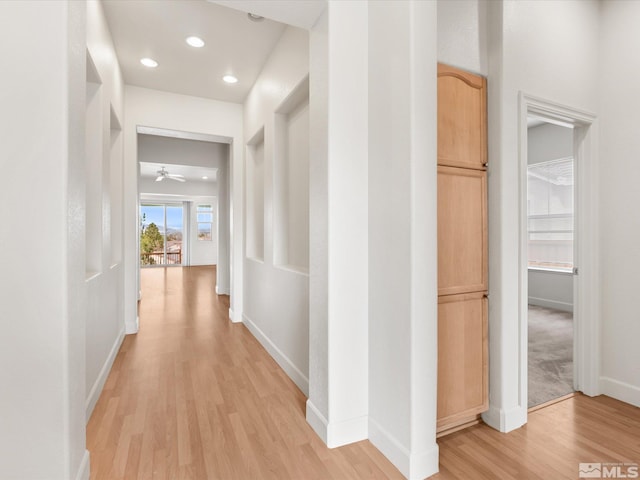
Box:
left=528, top=305, right=574, bottom=407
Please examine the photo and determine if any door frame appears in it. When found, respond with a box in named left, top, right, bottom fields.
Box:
left=518, top=93, right=600, bottom=414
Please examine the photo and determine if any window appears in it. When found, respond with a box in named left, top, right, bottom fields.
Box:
left=197, top=204, right=213, bottom=241
left=527, top=157, right=573, bottom=272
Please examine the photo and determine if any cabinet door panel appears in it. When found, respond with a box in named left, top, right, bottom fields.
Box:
left=437, top=293, right=488, bottom=430
left=438, top=166, right=487, bottom=296
left=438, top=64, right=486, bottom=170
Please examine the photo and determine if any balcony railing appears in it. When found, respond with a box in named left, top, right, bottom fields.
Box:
left=140, top=250, right=182, bottom=266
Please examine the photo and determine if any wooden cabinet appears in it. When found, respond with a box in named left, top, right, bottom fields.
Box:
left=438, top=166, right=487, bottom=296
left=437, top=293, right=488, bottom=430
left=437, top=64, right=488, bottom=435
left=437, top=64, right=487, bottom=170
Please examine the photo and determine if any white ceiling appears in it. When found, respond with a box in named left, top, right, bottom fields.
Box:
left=209, top=0, right=326, bottom=30
left=102, top=0, right=288, bottom=103
left=140, top=162, right=218, bottom=182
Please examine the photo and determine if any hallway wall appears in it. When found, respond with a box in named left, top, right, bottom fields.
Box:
left=598, top=0, right=640, bottom=408
left=241, top=26, right=311, bottom=394
left=368, top=2, right=439, bottom=478
left=85, top=0, right=127, bottom=426
left=486, top=0, right=600, bottom=431
left=0, top=1, right=88, bottom=478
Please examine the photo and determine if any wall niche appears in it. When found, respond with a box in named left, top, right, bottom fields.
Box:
left=273, top=76, right=310, bottom=273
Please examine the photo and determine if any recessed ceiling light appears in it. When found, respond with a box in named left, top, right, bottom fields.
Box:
left=140, top=57, right=158, bottom=68
left=202, top=176, right=208, bottom=180
left=186, top=36, right=205, bottom=48
left=223, top=74, right=238, bottom=84
left=247, top=13, right=264, bottom=22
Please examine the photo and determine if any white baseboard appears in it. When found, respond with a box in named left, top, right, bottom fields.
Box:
left=306, top=399, right=328, bottom=444
left=125, top=315, right=139, bottom=334
left=305, top=399, right=368, bottom=448
left=74, top=450, right=90, bottom=480
left=326, top=414, right=368, bottom=448
left=600, top=377, right=640, bottom=408
left=528, top=296, right=573, bottom=313
left=242, top=313, right=309, bottom=395
left=482, top=404, right=527, bottom=433
left=85, top=328, right=125, bottom=422
left=229, top=308, right=242, bottom=323
left=369, top=418, right=439, bottom=480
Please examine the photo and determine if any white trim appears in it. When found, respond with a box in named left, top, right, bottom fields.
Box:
left=305, top=399, right=328, bottom=444
left=518, top=93, right=600, bottom=415
left=229, top=307, right=241, bottom=323
left=74, top=450, right=90, bottom=480
left=600, top=377, right=640, bottom=408
left=369, top=418, right=439, bottom=480
left=527, top=296, right=573, bottom=313
left=326, top=415, right=368, bottom=448
left=136, top=125, right=233, bottom=144
left=481, top=404, right=527, bottom=433
left=242, top=313, right=309, bottom=395
left=528, top=266, right=573, bottom=275
left=125, top=315, right=139, bottom=334
left=305, top=400, right=368, bottom=449
left=86, top=328, right=125, bottom=421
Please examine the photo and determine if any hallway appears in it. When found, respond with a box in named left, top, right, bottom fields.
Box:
left=86, top=266, right=403, bottom=479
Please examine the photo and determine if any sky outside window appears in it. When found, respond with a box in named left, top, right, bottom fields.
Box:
left=140, top=204, right=183, bottom=232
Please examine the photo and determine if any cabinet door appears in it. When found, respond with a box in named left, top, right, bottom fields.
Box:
left=438, top=64, right=487, bottom=170
left=438, top=166, right=487, bottom=296
left=437, top=292, right=488, bottom=431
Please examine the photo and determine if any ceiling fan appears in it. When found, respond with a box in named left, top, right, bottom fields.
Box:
left=155, top=166, right=185, bottom=182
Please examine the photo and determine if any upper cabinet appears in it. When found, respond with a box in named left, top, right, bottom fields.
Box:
left=437, top=64, right=487, bottom=170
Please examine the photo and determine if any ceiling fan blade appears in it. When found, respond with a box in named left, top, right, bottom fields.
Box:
left=169, top=176, right=186, bottom=182
left=168, top=173, right=185, bottom=179
left=155, top=176, right=164, bottom=182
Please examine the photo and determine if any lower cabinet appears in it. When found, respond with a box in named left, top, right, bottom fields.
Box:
left=437, top=292, right=488, bottom=433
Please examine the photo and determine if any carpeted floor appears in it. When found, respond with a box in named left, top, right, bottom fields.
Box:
left=528, top=305, right=574, bottom=407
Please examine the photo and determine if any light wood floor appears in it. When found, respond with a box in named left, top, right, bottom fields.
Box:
left=87, top=266, right=404, bottom=479
left=88, top=266, right=640, bottom=479
left=433, top=394, right=640, bottom=479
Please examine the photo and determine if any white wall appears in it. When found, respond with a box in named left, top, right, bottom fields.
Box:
left=528, top=270, right=573, bottom=312
left=598, top=0, right=640, bottom=407
left=84, top=0, right=127, bottom=428
left=123, top=86, right=243, bottom=330
left=139, top=176, right=218, bottom=198
left=241, top=26, right=311, bottom=394
left=306, top=1, right=370, bottom=451
left=527, top=123, right=574, bottom=312
left=0, top=1, right=88, bottom=479
left=437, top=0, right=488, bottom=76
left=368, top=2, right=439, bottom=479
left=527, top=122, right=573, bottom=165
left=485, top=0, right=600, bottom=431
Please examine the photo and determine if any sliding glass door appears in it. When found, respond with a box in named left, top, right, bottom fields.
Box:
left=140, top=203, right=184, bottom=266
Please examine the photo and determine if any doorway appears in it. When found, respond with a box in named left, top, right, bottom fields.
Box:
left=519, top=93, right=600, bottom=416
left=526, top=117, right=575, bottom=408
